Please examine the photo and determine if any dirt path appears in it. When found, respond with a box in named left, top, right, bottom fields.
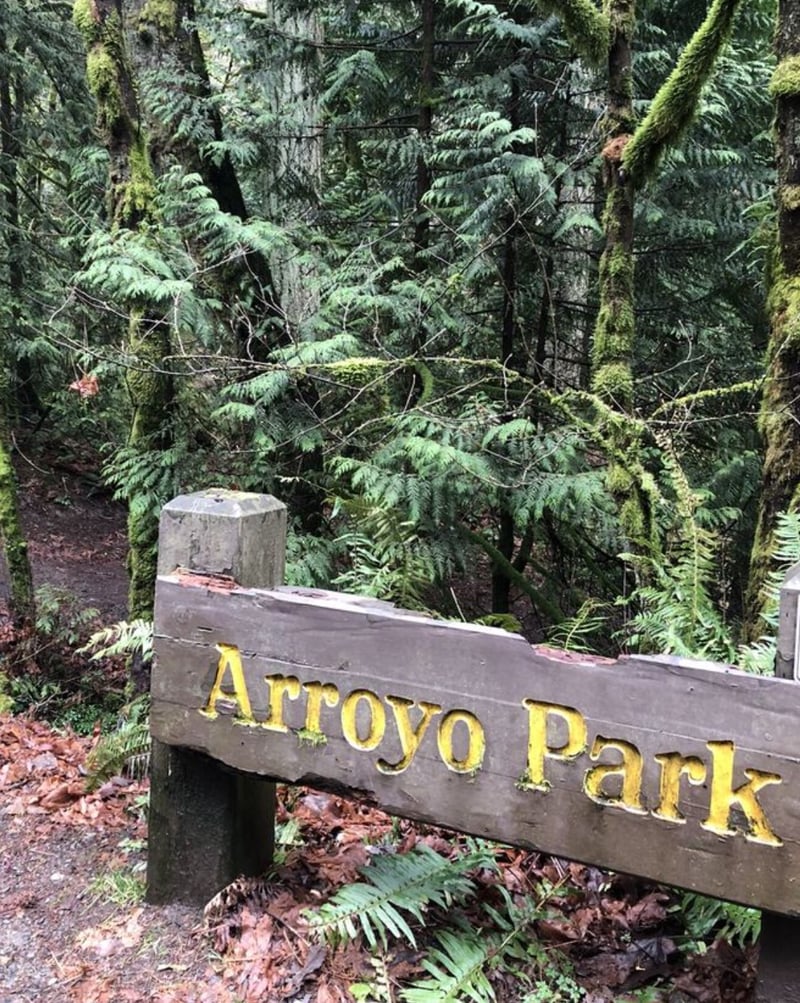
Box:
left=12, top=454, right=129, bottom=621
left=0, top=717, right=222, bottom=1003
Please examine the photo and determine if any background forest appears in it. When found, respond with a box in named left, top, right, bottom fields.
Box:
left=1, top=2, right=798, bottom=999
left=0, top=0, right=791, bottom=664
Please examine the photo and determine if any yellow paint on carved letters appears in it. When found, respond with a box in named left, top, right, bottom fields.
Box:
left=584, top=737, right=646, bottom=814
left=341, top=689, right=386, bottom=750
left=653, top=752, right=706, bottom=823
left=521, top=700, right=587, bottom=790
left=200, top=643, right=254, bottom=722
left=702, top=741, right=783, bottom=846
left=263, top=674, right=302, bottom=733
left=437, top=710, right=485, bottom=773
left=302, top=681, right=340, bottom=733
left=378, top=696, right=442, bottom=774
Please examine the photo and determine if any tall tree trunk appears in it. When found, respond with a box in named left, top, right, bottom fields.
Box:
left=414, top=0, right=434, bottom=267
left=492, top=72, right=524, bottom=616
left=592, top=0, right=635, bottom=413
left=589, top=0, right=655, bottom=555
left=263, top=0, right=323, bottom=335
left=133, top=0, right=325, bottom=532
left=0, top=374, right=34, bottom=633
left=745, top=0, right=800, bottom=637
left=135, top=0, right=285, bottom=359
left=0, top=27, right=35, bottom=632
left=587, top=0, right=742, bottom=560
left=74, top=0, right=175, bottom=619
left=403, top=0, right=435, bottom=409
left=0, top=41, right=41, bottom=422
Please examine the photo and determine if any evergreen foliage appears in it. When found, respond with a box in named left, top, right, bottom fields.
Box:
left=307, top=840, right=582, bottom=1002
left=0, top=0, right=780, bottom=652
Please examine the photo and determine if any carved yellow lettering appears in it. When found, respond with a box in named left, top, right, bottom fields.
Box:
left=263, top=674, right=302, bottom=733
left=377, top=696, right=442, bottom=775
left=702, top=741, right=783, bottom=846
left=436, top=710, right=485, bottom=773
left=201, top=644, right=254, bottom=722
left=521, top=700, right=587, bottom=790
left=341, top=690, right=386, bottom=750
left=584, top=737, right=646, bottom=814
left=302, top=681, right=340, bottom=733
left=653, top=752, right=706, bottom=823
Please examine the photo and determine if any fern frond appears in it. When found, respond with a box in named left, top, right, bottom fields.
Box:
left=306, top=843, right=495, bottom=949
left=84, top=697, right=151, bottom=791
left=401, top=927, right=496, bottom=1003
left=78, top=619, right=153, bottom=663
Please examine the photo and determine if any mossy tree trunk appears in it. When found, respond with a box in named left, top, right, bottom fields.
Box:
left=585, top=0, right=742, bottom=560
left=0, top=27, right=35, bottom=633
left=74, top=0, right=175, bottom=620
left=133, top=0, right=285, bottom=358
left=0, top=372, right=34, bottom=633
left=131, top=0, right=326, bottom=533
left=589, top=0, right=658, bottom=555
left=493, top=68, right=526, bottom=616
left=745, top=0, right=800, bottom=637
left=0, top=30, right=42, bottom=423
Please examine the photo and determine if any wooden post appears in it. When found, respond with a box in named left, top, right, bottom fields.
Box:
left=146, top=490, right=286, bottom=905
left=755, top=563, right=800, bottom=1003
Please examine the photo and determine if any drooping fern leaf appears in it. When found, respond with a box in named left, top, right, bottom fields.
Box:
left=401, top=891, right=557, bottom=1003
left=678, top=891, right=760, bottom=949
left=401, top=926, right=496, bottom=1003
left=84, top=696, right=151, bottom=791
left=78, top=618, right=153, bottom=663
left=306, top=842, right=496, bottom=949
left=738, top=511, right=800, bottom=673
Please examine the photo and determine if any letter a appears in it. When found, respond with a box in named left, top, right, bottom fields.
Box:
left=201, top=643, right=254, bottom=722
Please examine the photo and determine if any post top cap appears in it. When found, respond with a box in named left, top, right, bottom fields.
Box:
left=161, top=490, right=285, bottom=519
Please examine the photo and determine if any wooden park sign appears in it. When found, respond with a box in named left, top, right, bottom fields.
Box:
left=147, top=491, right=800, bottom=1001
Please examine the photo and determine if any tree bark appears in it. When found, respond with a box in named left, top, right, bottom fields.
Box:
left=134, top=0, right=285, bottom=359
left=0, top=27, right=35, bottom=631
left=745, top=0, right=800, bottom=637
left=0, top=37, right=41, bottom=422
left=0, top=373, right=34, bottom=633
left=131, top=0, right=326, bottom=533
left=74, top=0, right=175, bottom=619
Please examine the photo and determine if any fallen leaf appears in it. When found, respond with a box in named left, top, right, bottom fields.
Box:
left=69, top=373, right=99, bottom=398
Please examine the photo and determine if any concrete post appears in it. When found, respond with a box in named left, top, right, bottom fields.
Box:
left=755, top=564, right=800, bottom=1002
left=146, top=490, right=286, bottom=906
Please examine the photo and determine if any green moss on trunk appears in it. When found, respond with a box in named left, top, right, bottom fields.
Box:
left=622, top=0, right=743, bottom=186
left=537, top=0, right=610, bottom=65
left=745, top=5, right=800, bottom=639
left=0, top=437, right=33, bottom=629
left=139, top=0, right=177, bottom=36
left=0, top=366, right=33, bottom=628
left=125, top=308, right=175, bottom=620
left=746, top=271, right=800, bottom=636
left=74, top=0, right=175, bottom=620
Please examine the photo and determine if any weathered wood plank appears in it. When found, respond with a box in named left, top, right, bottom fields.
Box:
left=147, top=493, right=284, bottom=905
left=152, top=575, right=800, bottom=916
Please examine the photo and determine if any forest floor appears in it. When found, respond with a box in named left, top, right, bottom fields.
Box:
left=0, top=450, right=758, bottom=1002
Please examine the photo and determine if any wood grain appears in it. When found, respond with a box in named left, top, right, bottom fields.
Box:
left=152, top=576, right=800, bottom=916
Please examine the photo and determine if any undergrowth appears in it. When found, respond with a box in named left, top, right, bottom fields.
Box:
left=305, top=841, right=583, bottom=1002
left=0, top=585, right=127, bottom=733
